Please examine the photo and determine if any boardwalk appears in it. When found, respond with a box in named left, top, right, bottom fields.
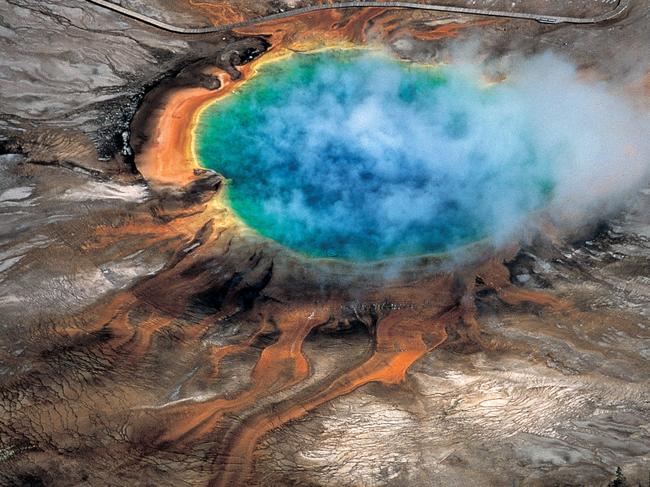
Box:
left=85, top=0, right=630, bottom=34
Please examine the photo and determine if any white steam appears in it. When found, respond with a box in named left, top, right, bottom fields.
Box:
left=199, top=49, right=650, bottom=260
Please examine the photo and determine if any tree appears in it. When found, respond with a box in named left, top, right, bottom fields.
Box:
left=608, top=466, right=628, bottom=487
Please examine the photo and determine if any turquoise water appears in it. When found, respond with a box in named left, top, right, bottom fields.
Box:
left=195, top=50, right=555, bottom=261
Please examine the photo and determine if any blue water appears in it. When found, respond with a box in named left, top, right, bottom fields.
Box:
left=195, top=50, right=554, bottom=261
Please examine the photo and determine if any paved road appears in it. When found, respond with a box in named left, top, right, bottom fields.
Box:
left=85, top=0, right=630, bottom=34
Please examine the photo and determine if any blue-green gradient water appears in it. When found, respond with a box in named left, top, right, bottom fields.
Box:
left=195, top=50, right=555, bottom=261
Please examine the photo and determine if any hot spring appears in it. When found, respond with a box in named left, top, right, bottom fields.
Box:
left=195, top=49, right=559, bottom=261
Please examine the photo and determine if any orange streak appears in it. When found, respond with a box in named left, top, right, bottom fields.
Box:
left=155, top=305, right=335, bottom=444
left=213, top=307, right=454, bottom=486
left=136, top=85, right=218, bottom=186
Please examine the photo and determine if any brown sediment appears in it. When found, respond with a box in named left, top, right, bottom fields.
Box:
left=109, top=8, right=576, bottom=487
left=212, top=306, right=453, bottom=487
left=246, top=8, right=399, bottom=45
left=134, top=72, right=236, bottom=187
left=115, top=244, right=571, bottom=486
left=476, top=257, right=570, bottom=310
left=29, top=177, right=581, bottom=487
left=154, top=303, right=339, bottom=443
left=406, top=18, right=501, bottom=40
left=187, top=0, right=244, bottom=25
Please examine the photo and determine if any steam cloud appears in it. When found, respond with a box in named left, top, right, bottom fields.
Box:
left=197, top=50, right=650, bottom=261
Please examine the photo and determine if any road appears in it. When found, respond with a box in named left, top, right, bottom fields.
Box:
left=85, top=0, right=631, bottom=34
